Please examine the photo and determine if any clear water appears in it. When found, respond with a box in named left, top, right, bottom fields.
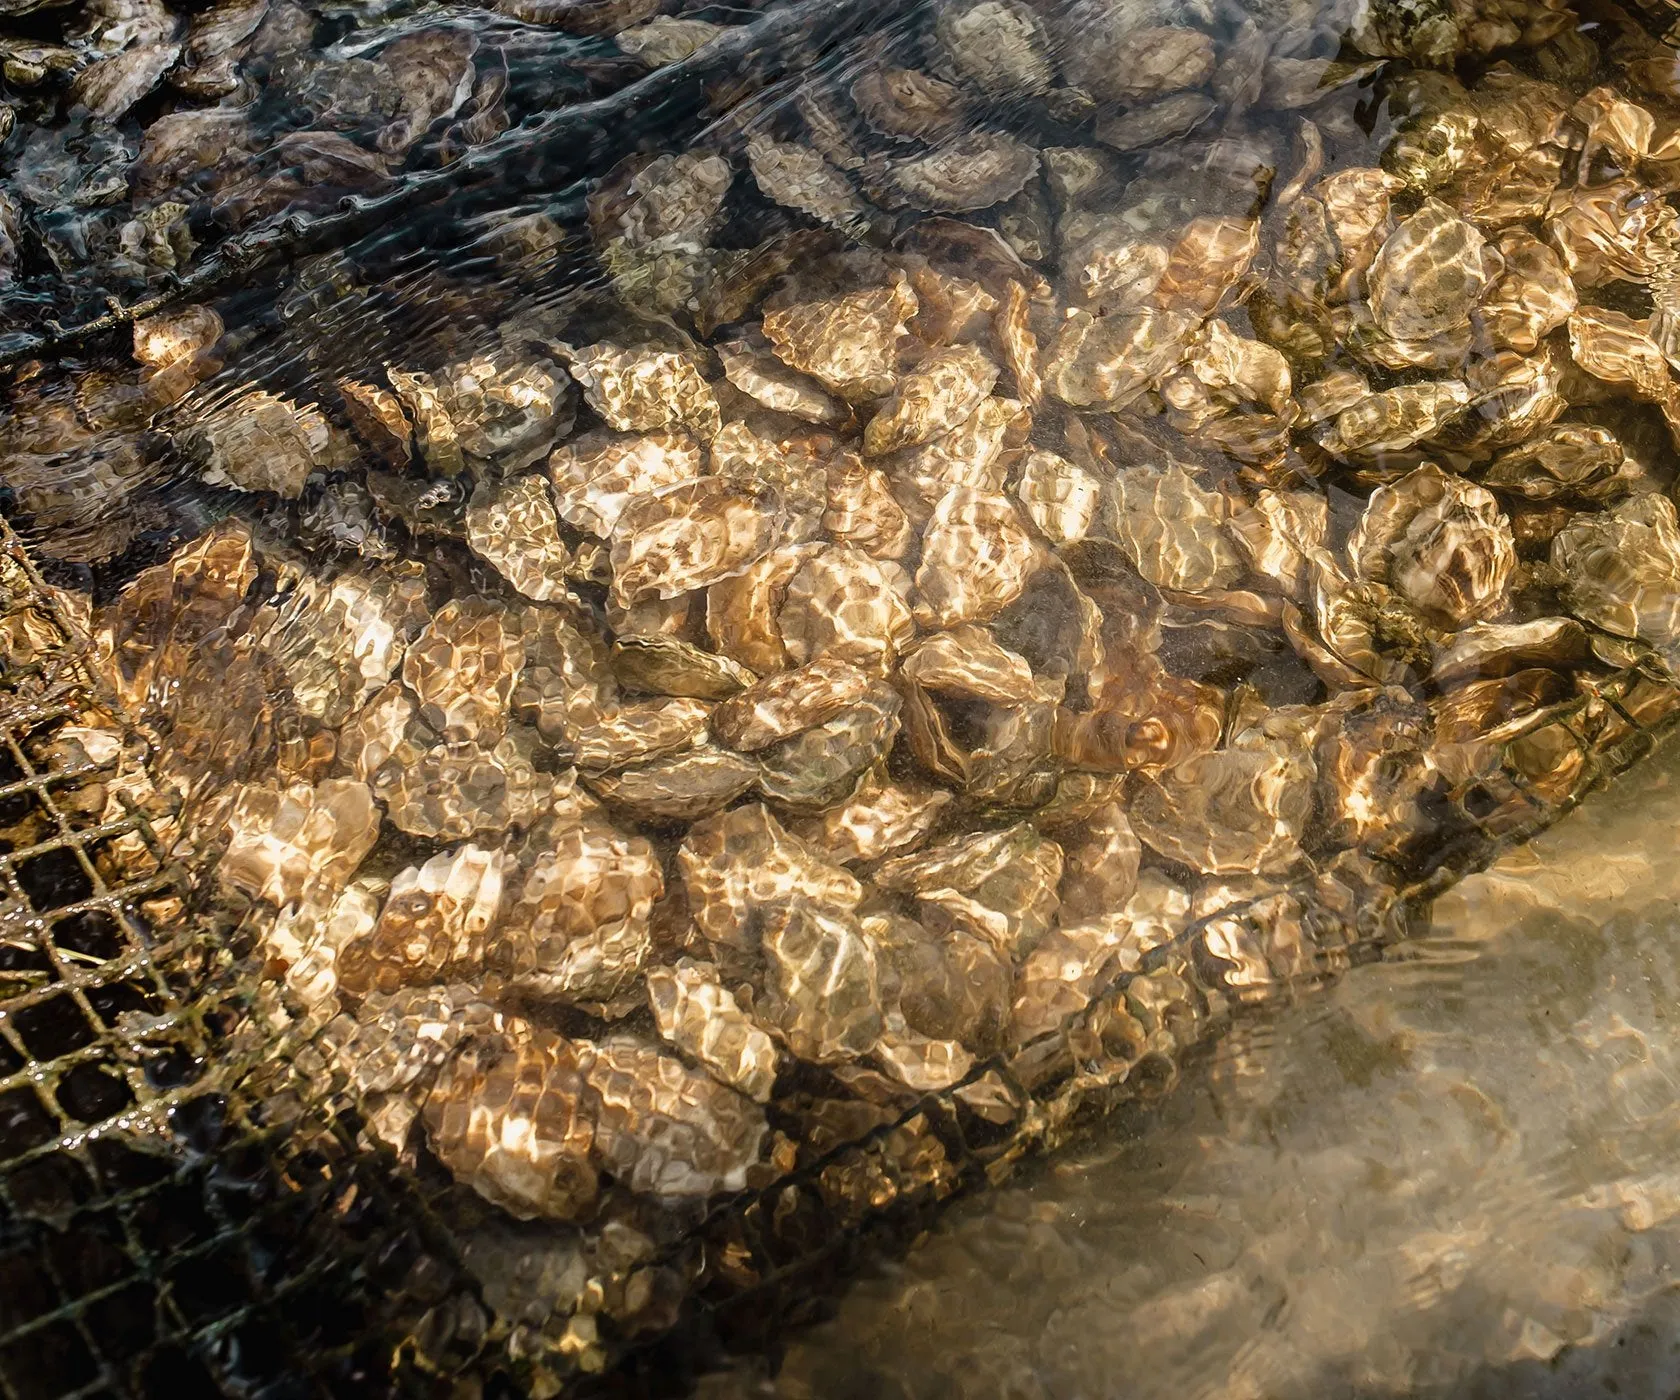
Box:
left=756, top=734, right=1680, bottom=1400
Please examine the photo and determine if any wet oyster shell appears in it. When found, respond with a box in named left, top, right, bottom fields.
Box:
left=1481, top=228, right=1577, bottom=353
left=488, top=825, right=662, bottom=1004
left=1130, top=725, right=1315, bottom=876
left=572, top=696, right=710, bottom=772
left=883, top=131, right=1040, bottom=213
left=1551, top=491, right=1680, bottom=652
left=758, top=900, right=884, bottom=1063
left=716, top=339, right=846, bottom=426
left=1014, top=449, right=1101, bottom=545
left=914, top=489, right=1041, bottom=629
left=706, top=543, right=821, bottom=675
left=608, top=635, right=753, bottom=701
left=1155, top=217, right=1261, bottom=317
left=1430, top=617, right=1592, bottom=686
left=712, top=654, right=874, bottom=751
left=615, top=16, right=725, bottom=65
left=560, top=343, right=720, bottom=440
left=423, top=1026, right=597, bottom=1221
left=1095, top=92, right=1216, bottom=153
left=756, top=682, right=903, bottom=809
left=324, top=983, right=499, bottom=1098
left=219, top=778, right=380, bottom=907
left=583, top=1036, right=767, bottom=1199
left=762, top=277, right=918, bottom=402
left=1319, top=380, right=1470, bottom=457
left=678, top=802, right=862, bottom=954
left=1367, top=198, right=1499, bottom=342
left=1108, top=464, right=1243, bottom=595
left=647, top=961, right=779, bottom=1102
left=1055, top=800, right=1142, bottom=923
left=1481, top=425, right=1627, bottom=504
left=746, top=134, right=872, bottom=236
left=852, top=67, right=967, bottom=142
left=1567, top=307, right=1675, bottom=405
left=338, top=844, right=508, bottom=997
left=1044, top=308, right=1196, bottom=411
left=584, top=746, right=760, bottom=823
left=885, top=395, right=1021, bottom=521
left=864, top=913, right=1010, bottom=1053
left=402, top=598, right=524, bottom=743
left=383, top=729, right=562, bottom=841
left=824, top=453, right=915, bottom=559
left=780, top=546, right=916, bottom=669
left=1062, top=23, right=1215, bottom=104
left=548, top=429, right=703, bottom=538
left=183, top=391, right=348, bottom=498
left=786, top=767, right=953, bottom=865
left=930, top=0, right=1053, bottom=97
left=1316, top=692, right=1439, bottom=858
left=608, top=477, right=781, bottom=606
left=465, top=474, right=572, bottom=602
left=1347, top=465, right=1515, bottom=629
left=864, top=345, right=998, bottom=456
left=1228, top=489, right=1328, bottom=601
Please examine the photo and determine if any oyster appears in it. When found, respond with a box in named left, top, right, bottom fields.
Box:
left=1108, top=465, right=1244, bottom=595
left=615, top=17, right=724, bottom=65
left=758, top=900, right=883, bottom=1063
left=382, top=729, right=561, bottom=841
left=1063, top=24, right=1215, bottom=104
left=1095, top=92, right=1217, bottom=153
left=851, top=67, right=966, bottom=142
left=548, top=429, right=704, bottom=538
left=1318, top=380, right=1470, bottom=458
left=182, top=391, right=349, bottom=498
left=712, top=655, right=873, bottom=751
left=780, top=546, right=916, bottom=669
left=402, top=599, right=524, bottom=743
left=610, top=635, right=753, bottom=700
left=582, top=1036, right=766, bottom=1199
left=746, top=135, right=872, bottom=236
left=218, top=778, right=380, bottom=907
left=572, top=697, right=710, bottom=772
left=786, top=767, right=952, bottom=865
left=324, top=983, right=499, bottom=1099
left=1567, top=307, right=1675, bottom=406
left=1316, top=692, right=1439, bottom=858
left=647, top=961, right=779, bottom=1102
left=584, top=746, right=760, bottom=823
left=930, top=0, right=1053, bottom=97
left=913, top=489, right=1041, bottom=629
left=1054, top=801, right=1142, bottom=922
left=424, top=1026, right=598, bottom=1221
left=716, top=339, right=846, bottom=426
left=488, top=825, right=663, bottom=1004
left=465, top=474, right=572, bottom=602
left=1481, top=424, right=1628, bottom=504
left=1044, top=308, right=1196, bottom=411
left=757, top=684, right=902, bottom=808
left=864, top=913, right=1010, bottom=1053
left=1346, top=466, right=1515, bottom=628
left=824, top=453, right=915, bottom=559
left=863, top=346, right=998, bottom=456
left=1130, top=719, right=1316, bottom=876
left=883, top=131, right=1040, bottom=213
left=1155, top=217, right=1261, bottom=316
left=1014, top=449, right=1101, bottom=545
left=338, top=844, right=508, bottom=997
left=1481, top=228, right=1577, bottom=353
left=1367, top=199, right=1499, bottom=343
left=762, top=277, right=918, bottom=402
left=1551, top=492, right=1680, bottom=652
left=560, top=343, right=720, bottom=440
left=609, top=477, right=781, bottom=606
left=885, top=395, right=1022, bottom=520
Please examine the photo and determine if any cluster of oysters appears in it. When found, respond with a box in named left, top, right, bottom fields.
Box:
left=25, top=0, right=1680, bottom=1372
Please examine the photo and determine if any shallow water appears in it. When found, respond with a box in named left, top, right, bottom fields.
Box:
left=758, top=732, right=1680, bottom=1400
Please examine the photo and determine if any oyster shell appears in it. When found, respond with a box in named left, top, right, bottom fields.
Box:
left=218, top=778, right=380, bottom=907
left=1014, top=449, right=1101, bottom=546
left=1316, top=691, right=1439, bottom=858
left=1367, top=199, right=1499, bottom=343
left=1063, top=24, right=1215, bottom=104
left=1551, top=491, right=1680, bottom=652
left=1481, top=424, right=1628, bottom=504
left=863, top=345, right=998, bottom=456
left=716, top=339, right=846, bottom=426
left=746, top=134, right=872, bottom=236
left=615, top=16, right=724, bottom=65
left=1155, top=216, right=1261, bottom=316
left=930, top=0, right=1053, bottom=97
left=383, top=728, right=562, bottom=841
left=609, top=635, right=753, bottom=700
left=712, top=654, right=874, bottom=751
left=786, top=767, right=953, bottom=865
left=402, top=598, right=524, bottom=743
left=883, top=131, right=1040, bottom=213
left=338, top=844, right=508, bottom=997
left=885, top=395, right=1021, bottom=520
left=1481, top=228, right=1577, bottom=353
left=609, top=477, right=781, bottom=606
left=1109, top=465, right=1243, bottom=595
left=851, top=67, right=967, bottom=142
left=584, top=746, right=760, bottom=823
left=423, top=1026, right=598, bottom=1221
left=758, top=900, right=883, bottom=1063
left=1095, top=92, right=1216, bottom=153
left=762, top=277, right=918, bottom=402
left=582, top=1036, right=766, bottom=1199
left=488, top=825, right=663, bottom=1004
left=780, top=546, right=916, bottom=669
left=1347, top=465, right=1516, bottom=629
left=465, top=474, right=572, bottom=602
left=864, top=913, right=1010, bottom=1053
left=548, top=429, right=703, bottom=538
left=647, top=961, right=779, bottom=1102
left=182, top=391, right=349, bottom=498
left=560, top=343, right=720, bottom=440
left=824, top=453, right=915, bottom=559
left=325, top=983, right=499, bottom=1098
left=1567, top=307, right=1675, bottom=405
left=914, top=489, right=1041, bottom=629
left=572, top=696, right=710, bottom=772
left=756, top=682, right=903, bottom=809
left=1318, top=380, right=1470, bottom=458
left=1044, top=307, right=1196, bottom=411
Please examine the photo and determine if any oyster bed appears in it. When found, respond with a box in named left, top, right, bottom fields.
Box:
left=11, top=0, right=1680, bottom=1388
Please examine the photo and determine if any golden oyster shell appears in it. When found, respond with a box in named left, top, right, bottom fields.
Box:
left=386, top=368, right=466, bottom=478
left=1481, top=228, right=1577, bottom=353
left=864, top=912, right=1010, bottom=1054
left=608, top=476, right=781, bottom=607
left=1066, top=229, right=1170, bottom=311
left=908, top=261, right=1001, bottom=345
left=465, top=473, right=573, bottom=602
left=324, top=983, right=500, bottom=1097
left=881, top=131, right=1040, bottom=213
left=874, top=823, right=1063, bottom=963
left=338, top=844, right=508, bottom=998
left=1481, top=424, right=1628, bottom=504
left=1318, top=380, right=1470, bottom=457
left=712, top=654, right=874, bottom=751
left=615, top=16, right=725, bottom=65
left=914, top=489, right=1041, bottom=629
left=218, top=777, right=380, bottom=907
left=1316, top=691, right=1439, bottom=858
left=1108, top=464, right=1244, bottom=595
left=423, top=1025, right=598, bottom=1221
left=1055, top=800, right=1141, bottom=922
left=745, top=134, right=872, bottom=236
left=1366, top=198, right=1500, bottom=343
left=757, top=900, right=883, bottom=1062
left=560, top=342, right=720, bottom=440
left=183, top=390, right=349, bottom=498
left=1155, top=216, right=1261, bottom=316
left=678, top=802, right=863, bottom=954
left=582, top=1035, right=767, bottom=1199
left=402, top=597, right=524, bottom=743
left=382, top=726, right=563, bottom=842
left=871, top=1017, right=974, bottom=1092
left=511, top=605, right=617, bottom=743
left=716, top=338, right=846, bottom=426
left=647, top=960, right=779, bottom=1102
left=993, top=279, right=1041, bottom=406
left=548, top=428, right=703, bottom=538
left=705, top=543, right=822, bottom=675
left=780, top=545, right=916, bottom=669
left=1551, top=491, right=1680, bottom=651
left=1227, top=489, right=1328, bottom=601
left=584, top=745, right=759, bottom=823
left=1445, top=344, right=1568, bottom=451
left=590, top=150, right=732, bottom=248
left=863, top=345, right=998, bottom=456
left=1095, top=91, right=1216, bottom=153
left=572, top=696, right=710, bottom=772
left=786, top=766, right=952, bottom=865
left=1063, top=23, right=1214, bottom=104
left=1567, top=307, right=1675, bottom=405
left=756, top=681, right=902, bottom=809
left=488, top=824, right=662, bottom=1004
left=1546, top=178, right=1668, bottom=287
left=1347, top=464, right=1516, bottom=628
left=824, top=452, right=915, bottom=559
left=1429, top=617, right=1591, bottom=686
left=1014, top=449, right=1101, bottom=545
left=1044, top=307, right=1196, bottom=411
left=264, top=878, right=384, bottom=1022
left=1130, top=720, right=1316, bottom=876
left=851, top=67, right=967, bottom=142
left=338, top=378, right=415, bottom=468
left=762, top=276, right=918, bottom=402
left=885, top=395, right=1022, bottom=521
left=929, top=0, right=1053, bottom=97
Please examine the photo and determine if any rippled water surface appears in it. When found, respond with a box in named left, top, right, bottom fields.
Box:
left=761, top=733, right=1680, bottom=1400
